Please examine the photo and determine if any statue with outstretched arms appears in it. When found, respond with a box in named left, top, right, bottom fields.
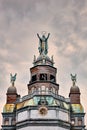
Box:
left=37, top=33, right=50, bottom=55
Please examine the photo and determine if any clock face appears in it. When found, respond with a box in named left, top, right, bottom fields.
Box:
left=39, top=106, right=48, bottom=116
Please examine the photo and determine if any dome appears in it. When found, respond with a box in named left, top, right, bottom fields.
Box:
left=71, top=104, right=84, bottom=113
left=7, top=86, right=17, bottom=94
left=70, top=86, right=80, bottom=94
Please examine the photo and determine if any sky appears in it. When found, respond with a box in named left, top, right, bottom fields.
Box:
left=0, top=0, right=87, bottom=128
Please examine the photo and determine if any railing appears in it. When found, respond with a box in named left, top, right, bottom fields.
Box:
left=18, top=90, right=69, bottom=103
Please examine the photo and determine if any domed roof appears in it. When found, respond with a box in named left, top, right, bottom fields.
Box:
left=7, top=86, right=17, bottom=94
left=70, top=86, right=80, bottom=94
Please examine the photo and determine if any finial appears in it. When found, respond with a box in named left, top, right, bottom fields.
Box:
left=33, top=55, right=36, bottom=62
left=37, top=32, right=50, bottom=55
left=51, top=55, right=54, bottom=62
left=33, top=55, right=36, bottom=66
left=10, top=73, right=17, bottom=86
left=70, top=74, right=77, bottom=86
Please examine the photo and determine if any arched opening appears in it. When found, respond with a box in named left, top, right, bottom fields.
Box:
left=4, top=118, right=9, bottom=125
left=31, top=75, right=37, bottom=82
left=41, top=86, right=46, bottom=94
left=50, top=75, right=55, bottom=82
left=40, top=74, right=47, bottom=81
left=12, top=118, right=16, bottom=125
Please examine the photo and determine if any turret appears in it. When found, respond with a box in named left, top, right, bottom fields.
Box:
left=2, top=74, right=19, bottom=130
left=69, top=74, right=85, bottom=130
left=69, top=74, right=80, bottom=104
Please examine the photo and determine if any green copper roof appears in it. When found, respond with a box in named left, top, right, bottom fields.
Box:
left=71, top=104, right=84, bottom=113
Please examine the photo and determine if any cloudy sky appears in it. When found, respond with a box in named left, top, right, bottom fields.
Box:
left=0, top=0, right=87, bottom=128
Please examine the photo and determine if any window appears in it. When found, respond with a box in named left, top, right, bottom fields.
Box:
left=12, top=118, right=16, bottom=125
left=38, top=87, right=41, bottom=94
left=40, top=74, right=47, bottom=81
left=32, top=75, right=37, bottom=82
left=78, top=118, right=82, bottom=126
left=32, top=87, right=35, bottom=93
left=55, top=90, right=58, bottom=95
left=50, top=75, right=55, bottom=82
left=46, top=87, right=48, bottom=94
left=41, top=86, right=46, bottom=94
left=4, top=118, right=9, bottom=125
left=53, top=87, right=55, bottom=94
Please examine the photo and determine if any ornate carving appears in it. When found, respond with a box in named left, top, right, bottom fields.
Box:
left=39, top=106, right=48, bottom=116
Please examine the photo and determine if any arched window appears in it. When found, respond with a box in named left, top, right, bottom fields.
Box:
left=32, top=87, right=35, bottom=93
left=50, top=75, right=55, bottom=82
left=46, top=87, right=48, bottom=94
left=38, top=87, right=41, bottom=94
left=78, top=118, right=82, bottom=126
left=41, top=86, right=46, bottom=94
left=55, top=90, right=58, bottom=95
left=34, top=87, right=37, bottom=92
left=53, top=87, right=55, bottom=94
left=40, top=74, right=47, bottom=81
left=4, top=118, right=9, bottom=125
left=32, top=75, right=37, bottom=82
left=12, top=118, right=16, bottom=125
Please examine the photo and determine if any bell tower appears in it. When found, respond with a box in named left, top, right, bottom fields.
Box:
left=28, top=33, right=59, bottom=97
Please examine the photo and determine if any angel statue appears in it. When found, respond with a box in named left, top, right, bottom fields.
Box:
left=10, top=73, right=17, bottom=86
left=37, top=32, right=50, bottom=55
left=70, top=74, right=77, bottom=86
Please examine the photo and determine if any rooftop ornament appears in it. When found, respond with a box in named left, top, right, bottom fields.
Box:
left=37, top=32, right=50, bottom=55
left=71, top=74, right=77, bottom=86
left=10, top=73, right=17, bottom=86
